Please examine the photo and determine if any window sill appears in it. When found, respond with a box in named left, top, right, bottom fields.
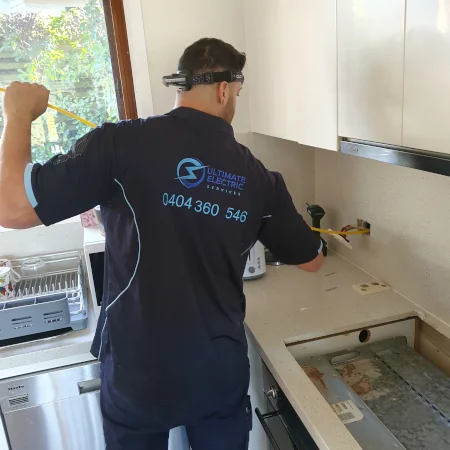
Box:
left=0, top=215, right=80, bottom=233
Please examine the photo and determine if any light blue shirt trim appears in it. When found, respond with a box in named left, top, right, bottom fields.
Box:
left=24, top=163, right=37, bottom=208
left=99, top=178, right=141, bottom=359
left=318, top=240, right=323, bottom=255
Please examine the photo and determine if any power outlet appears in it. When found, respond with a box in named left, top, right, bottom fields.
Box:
left=357, top=219, right=371, bottom=236
left=353, top=281, right=391, bottom=296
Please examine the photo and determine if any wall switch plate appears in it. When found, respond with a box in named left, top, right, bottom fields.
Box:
left=353, top=281, right=391, bottom=295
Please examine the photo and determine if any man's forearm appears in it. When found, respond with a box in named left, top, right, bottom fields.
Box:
left=0, top=117, right=37, bottom=228
left=0, top=82, right=48, bottom=228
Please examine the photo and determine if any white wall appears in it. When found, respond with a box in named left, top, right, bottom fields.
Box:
left=315, top=148, right=450, bottom=320
left=125, top=0, right=250, bottom=133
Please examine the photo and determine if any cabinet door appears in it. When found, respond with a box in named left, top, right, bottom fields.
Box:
left=338, top=0, right=406, bottom=145
left=245, top=0, right=337, bottom=151
left=403, top=0, right=450, bottom=154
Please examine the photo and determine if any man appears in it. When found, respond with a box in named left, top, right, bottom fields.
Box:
left=0, top=38, right=323, bottom=449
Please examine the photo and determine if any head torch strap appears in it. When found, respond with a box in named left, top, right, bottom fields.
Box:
left=191, top=71, right=244, bottom=86
left=163, top=70, right=244, bottom=91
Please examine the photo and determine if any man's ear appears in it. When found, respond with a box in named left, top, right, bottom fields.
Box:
left=217, top=81, right=229, bottom=104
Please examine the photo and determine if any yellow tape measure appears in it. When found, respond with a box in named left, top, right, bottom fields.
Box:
left=0, top=87, right=96, bottom=129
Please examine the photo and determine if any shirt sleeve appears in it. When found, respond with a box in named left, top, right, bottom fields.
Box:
left=25, top=123, right=118, bottom=226
left=258, top=171, right=322, bottom=265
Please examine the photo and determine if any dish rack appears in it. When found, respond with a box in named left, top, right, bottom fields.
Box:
left=0, top=251, right=87, bottom=341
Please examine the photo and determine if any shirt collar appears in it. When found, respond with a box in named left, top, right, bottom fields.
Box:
left=169, top=107, right=234, bottom=137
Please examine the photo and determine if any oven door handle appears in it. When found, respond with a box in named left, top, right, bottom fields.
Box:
left=255, top=407, right=282, bottom=450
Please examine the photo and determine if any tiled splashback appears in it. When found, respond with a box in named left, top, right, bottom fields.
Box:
left=315, top=147, right=450, bottom=316
left=237, top=133, right=315, bottom=218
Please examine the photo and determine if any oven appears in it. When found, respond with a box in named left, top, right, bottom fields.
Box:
left=256, top=364, right=318, bottom=450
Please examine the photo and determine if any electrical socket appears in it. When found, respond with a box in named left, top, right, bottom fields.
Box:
left=353, top=281, right=391, bottom=296
left=357, top=218, right=371, bottom=236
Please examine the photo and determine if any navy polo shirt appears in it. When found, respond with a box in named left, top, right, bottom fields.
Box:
left=26, top=107, right=321, bottom=417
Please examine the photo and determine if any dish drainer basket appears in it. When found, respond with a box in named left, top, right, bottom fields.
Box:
left=0, top=251, right=87, bottom=341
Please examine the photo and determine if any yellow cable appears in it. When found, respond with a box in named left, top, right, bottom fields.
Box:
left=0, top=87, right=97, bottom=129
left=44, top=103, right=97, bottom=129
left=311, top=227, right=370, bottom=236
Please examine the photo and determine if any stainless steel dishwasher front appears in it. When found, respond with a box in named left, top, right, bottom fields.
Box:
left=0, top=362, right=104, bottom=450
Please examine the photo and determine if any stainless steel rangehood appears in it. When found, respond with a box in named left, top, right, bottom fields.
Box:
left=340, top=139, right=450, bottom=178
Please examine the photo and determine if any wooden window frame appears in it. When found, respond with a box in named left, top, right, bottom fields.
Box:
left=103, top=0, right=138, bottom=120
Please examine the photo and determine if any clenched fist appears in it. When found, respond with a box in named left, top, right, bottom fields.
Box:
left=3, top=82, right=50, bottom=122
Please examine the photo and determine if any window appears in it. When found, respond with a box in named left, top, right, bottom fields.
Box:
left=0, top=0, right=136, bottom=163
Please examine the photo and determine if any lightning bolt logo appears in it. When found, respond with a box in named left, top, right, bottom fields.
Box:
left=176, top=158, right=208, bottom=188
left=176, top=164, right=208, bottom=181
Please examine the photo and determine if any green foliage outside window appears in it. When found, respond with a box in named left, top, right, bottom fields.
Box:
left=0, top=0, right=118, bottom=163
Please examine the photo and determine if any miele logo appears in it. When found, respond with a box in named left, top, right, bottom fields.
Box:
left=7, top=385, right=24, bottom=392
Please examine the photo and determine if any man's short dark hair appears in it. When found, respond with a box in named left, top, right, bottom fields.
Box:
left=178, top=38, right=246, bottom=74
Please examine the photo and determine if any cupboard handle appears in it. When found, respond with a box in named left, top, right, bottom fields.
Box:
left=255, top=407, right=281, bottom=450
left=77, top=378, right=101, bottom=395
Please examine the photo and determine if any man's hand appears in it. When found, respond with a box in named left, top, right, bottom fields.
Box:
left=3, top=82, right=49, bottom=123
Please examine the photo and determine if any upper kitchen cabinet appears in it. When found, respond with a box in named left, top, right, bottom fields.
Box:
left=338, top=0, right=406, bottom=146
left=244, top=0, right=338, bottom=151
left=403, top=0, right=450, bottom=154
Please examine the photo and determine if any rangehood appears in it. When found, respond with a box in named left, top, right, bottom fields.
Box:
left=340, top=140, right=450, bottom=178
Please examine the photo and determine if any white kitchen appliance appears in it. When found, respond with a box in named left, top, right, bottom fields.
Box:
left=243, top=241, right=266, bottom=280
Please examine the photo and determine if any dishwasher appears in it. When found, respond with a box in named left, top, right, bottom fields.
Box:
left=0, top=361, right=103, bottom=450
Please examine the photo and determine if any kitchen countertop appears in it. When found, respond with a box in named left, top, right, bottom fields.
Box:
left=244, top=252, right=450, bottom=450
left=84, top=225, right=105, bottom=254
